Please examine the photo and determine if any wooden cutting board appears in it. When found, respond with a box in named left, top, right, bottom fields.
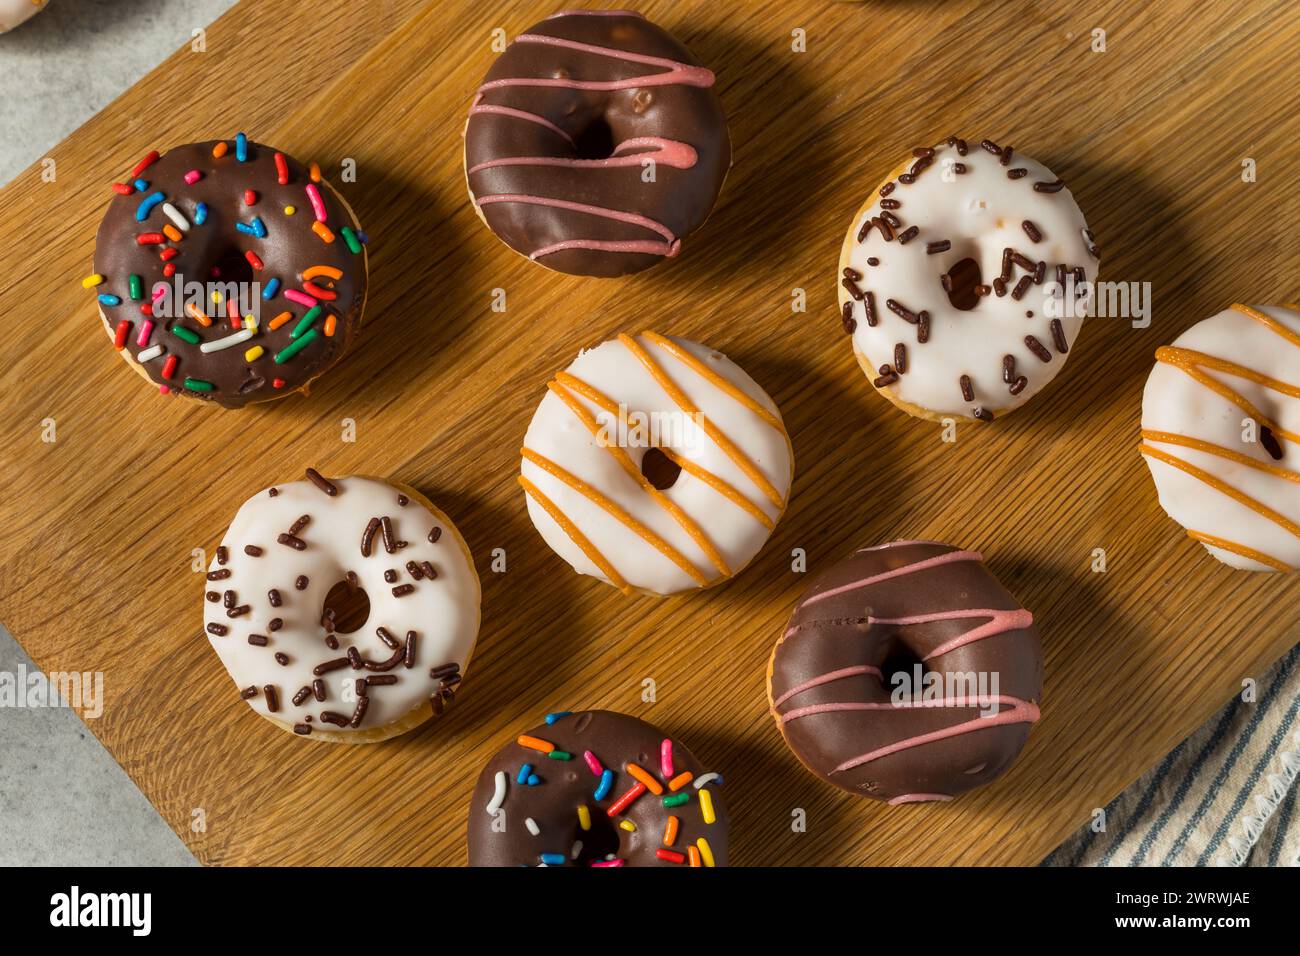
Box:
left=1, top=0, right=1297, bottom=866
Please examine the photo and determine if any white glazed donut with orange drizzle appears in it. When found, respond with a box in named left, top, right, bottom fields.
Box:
left=519, top=332, right=793, bottom=596
left=1140, top=303, right=1300, bottom=572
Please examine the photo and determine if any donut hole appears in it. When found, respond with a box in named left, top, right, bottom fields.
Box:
left=210, top=243, right=257, bottom=287
left=321, top=579, right=370, bottom=634
left=570, top=806, right=621, bottom=864
left=878, top=640, right=931, bottom=701
left=942, top=257, right=983, bottom=311
left=573, top=116, right=617, bottom=160
left=640, top=447, right=682, bottom=490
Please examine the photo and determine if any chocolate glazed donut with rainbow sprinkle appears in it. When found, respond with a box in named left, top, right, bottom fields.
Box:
left=768, top=541, right=1043, bottom=804
left=86, top=135, right=368, bottom=408
left=468, top=710, right=727, bottom=867
left=464, top=9, right=730, bottom=277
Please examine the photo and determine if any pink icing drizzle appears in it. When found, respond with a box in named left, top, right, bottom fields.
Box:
left=802, top=549, right=984, bottom=607
left=478, top=35, right=716, bottom=93
left=832, top=698, right=1040, bottom=773
left=468, top=103, right=576, bottom=146
left=887, top=793, right=953, bottom=805
left=770, top=664, right=883, bottom=709
left=871, top=607, right=1035, bottom=662
left=468, top=136, right=698, bottom=175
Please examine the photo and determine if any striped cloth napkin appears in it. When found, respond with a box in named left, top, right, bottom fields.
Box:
left=1045, top=642, right=1300, bottom=867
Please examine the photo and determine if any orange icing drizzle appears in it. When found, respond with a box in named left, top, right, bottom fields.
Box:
left=1139, top=443, right=1300, bottom=540
left=618, top=333, right=786, bottom=509
left=520, top=446, right=709, bottom=586
left=554, top=370, right=775, bottom=529
left=544, top=376, right=731, bottom=579
left=1185, top=530, right=1292, bottom=573
left=517, top=474, right=632, bottom=594
left=1141, top=430, right=1300, bottom=484
left=1143, top=304, right=1299, bottom=567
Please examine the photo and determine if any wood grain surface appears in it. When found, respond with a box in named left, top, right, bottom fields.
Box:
left=1, top=0, right=1298, bottom=866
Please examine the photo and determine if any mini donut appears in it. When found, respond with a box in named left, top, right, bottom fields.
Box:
left=768, top=541, right=1043, bottom=803
left=464, top=9, right=730, bottom=277
left=204, top=469, right=479, bottom=742
left=838, top=137, right=1098, bottom=422
left=0, top=0, right=46, bottom=33
left=87, top=136, right=368, bottom=408
left=519, top=331, right=793, bottom=595
left=467, top=710, right=727, bottom=867
left=1140, top=303, right=1300, bottom=572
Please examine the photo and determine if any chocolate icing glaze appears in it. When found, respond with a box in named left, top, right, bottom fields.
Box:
left=465, top=10, right=730, bottom=277
left=93, top=139, right=367, bottom=408
left=769, top=541, right=1043, bottom=803
left=467, top=710, right=728, bottom=866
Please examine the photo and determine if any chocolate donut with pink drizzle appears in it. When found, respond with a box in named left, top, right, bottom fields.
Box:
left=767, top=541, right=1043, bottom=804
left=464, top=9, right=730, bottom=277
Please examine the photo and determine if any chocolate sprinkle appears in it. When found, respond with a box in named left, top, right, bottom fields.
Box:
left=206, top=569, right=231, bottom=581
left=292, top=686, right=312, bottom=706
left=240, top=686, right=258, bottom=700
left=305, top=468, right=338, bottom=496
left=380, top=516, right=396, bottom=554
left=403, top=631, right=417, bottom=669
left=350, top=695, right=369, bottom=728
left=1002, top=354, right=1016, bottom=384
left=864, top=291, right=878, bottom=327
left=367, top=675, right=398, bottom=686
left=313, top=658, right=350, bottom=676
left=206, top=622, right=228, bottom=636
left=295, top=575, right=309, bottom=590
left=313, top=679, right=326, bottom=701
left=894, top=343, right=907, bottom=374
left=263, top=685, right=279, bottom=713
left=897, top=225, right=920, bottom=244
left=1025, top=335, right=1052, bottom=362
left=384, top=568, right=399, bottom=583
left=377, top=626, right=400, bottom=649
left=841, top=301, right=857, bottom=335
left=268, top=588, right=282, bottom=607
left=1050, top=318, right=1069, bottom=353
left=216, top=546, right=228, bottom=565
left=392, top=583, right=415, bottom=597
left=293, top=724, right=312, bottom=735
left=959, top=374, right=975, bottom=402
left=1022, top=220, right=1042, bottom=242
left=277, top=533, right=307, bottom=550
left=288, top=514, right=311, bottom=535
left=275, top=652, right=290, bottom=666
left=428, top=527, right=442, bottom=544
left=973, top=406, right=994, bottom=422
left=319, top=711, right=350, bottom=727
left=1009, top=375, right=1028, bottom=396
left=397, top=493, right=409, bottom=507
left=926, top=240, right=951, bottom=255
left=1033, top=180, right=1065, bottom=193
left=248, top=634, right=269, bottom=646
left=1007, top=168, right=1028, bottom=179
left=205, top=591, right=220, bottom=602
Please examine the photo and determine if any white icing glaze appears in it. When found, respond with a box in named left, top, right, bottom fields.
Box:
left=839, top=140, right=1097, bottom=418
left=204, top=475, right=480, bottom=734
left=1140, top=304, right=1300, bottom=572
left=0, top=0, right=45, bottom=33
left=520, top=332, right=793, bottom=595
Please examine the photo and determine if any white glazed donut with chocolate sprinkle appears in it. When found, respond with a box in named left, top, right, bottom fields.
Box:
left=203, top=469, right=480, bottom=742
left=838, top=137, right=1099, bottom=422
